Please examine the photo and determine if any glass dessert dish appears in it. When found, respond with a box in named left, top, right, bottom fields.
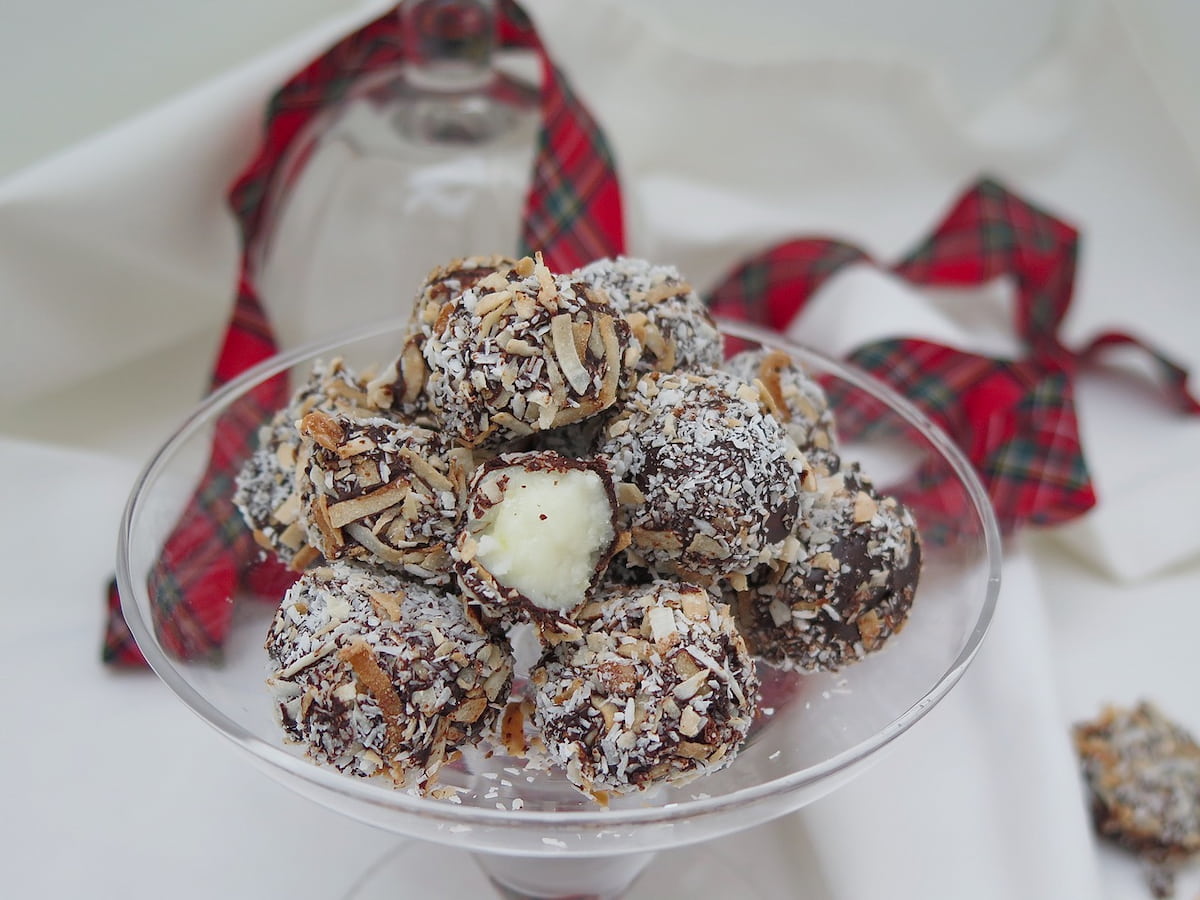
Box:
left=117, top=318, right=1001, bottom=899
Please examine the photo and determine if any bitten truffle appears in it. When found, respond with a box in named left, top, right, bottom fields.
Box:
left=265, top=560, right=514, bottom=791
left=600, top=368, right=807, bottom=583
left=728, top=462, right=921, bottom=672
left=455, top=451, right=623, bottom=637
left=530, top=581, right=758, bottom=799
left=421, top=254, right=640, bottom=447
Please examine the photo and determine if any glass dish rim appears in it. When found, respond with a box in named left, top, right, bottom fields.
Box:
left=117, top=315, right=1002, bottom=832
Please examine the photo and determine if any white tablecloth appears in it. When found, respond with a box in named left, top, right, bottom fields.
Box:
left=2, top=1, right=1198, bottom=897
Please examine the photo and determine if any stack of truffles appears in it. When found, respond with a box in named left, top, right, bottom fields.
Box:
left=235, top=254, right=923, bottom=802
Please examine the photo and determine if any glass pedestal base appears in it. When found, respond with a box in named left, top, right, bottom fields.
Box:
left=346, top=838, right=770, bottom=900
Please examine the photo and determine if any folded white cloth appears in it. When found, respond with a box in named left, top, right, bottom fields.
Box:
left=2, top=1, right=1199, bottom=898
left=790, top=546, right=1104, bottom=900
left=0, top=3, right=392, bottom=410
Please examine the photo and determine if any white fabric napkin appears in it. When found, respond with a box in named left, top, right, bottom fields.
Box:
left=789, top=547, right=1104, bottom=900
left=2, top=1, right=1199, bottom=898
left=763, top=264, right=1106, bottom=899
left=0, top=2, right=393, bottom=412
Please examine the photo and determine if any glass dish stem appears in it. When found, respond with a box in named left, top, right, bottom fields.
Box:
left=475, top=850, right=656, bottom=899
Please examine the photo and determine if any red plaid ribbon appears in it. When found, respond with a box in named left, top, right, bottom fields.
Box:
left=709, top=178, right=1199, bottom=536
left=103, top=13, right=1199, bottom=665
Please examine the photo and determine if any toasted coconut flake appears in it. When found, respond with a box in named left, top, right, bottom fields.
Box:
left=678, top=705, right=705, bottom=737
left=478, top=302, right=508, bottom=339
left=810, top=550, right=837, bottom=572
left=272, top=491, right=301, bottom=526
left=552, top=313, right=592, bottom=394
left=648, top=605, right=677, bottom=646
left=434, top=301, right=454, bottom=336
left=597, top=314, right=621, bottom=407
left=491, top=412, right=535, bottom=436
left=368, top=589, right=404, bottom=621
left=475, top=289, right=513, bottom=319
left=853, top=491, right=878, bottom=524
left=513, top=293, right=537, bottom=321
left=334, top=435, right=376, bottom=459
left=858, top=609, right=884, bottom=650
left=398, top=447, right=454, bottom=493
left=326, top=479, right=411, bottom=528
left=343, top=523, right=409, bottom=564
left=289, top=545, right=321, bottom=571
left=534, top=253, right=557, bottom=307
left=644, top=281, right=690, bottom=306
left=278, top=520, right=307, bottom=551
left=451, top=696, right=489, bottom=724
left=681, top=590, right=710, bottom=621
left=572, top=320, right=593, bottom=365
left=399, top=340, right=428, bottom=404
left=631, top=526, right=682, bottom=551
left=299, top=411, right=345, bottom=452
left=338, top=639, right=406, bottom=757
left=309, top=493, right=343, bottom=551
left=619, top=487, right=648, bottom=508
left=276, top=441, right=297, bottom=470
left=501, top=701, right=528, bottom=756
left=502, top=337, right=537, bottom=357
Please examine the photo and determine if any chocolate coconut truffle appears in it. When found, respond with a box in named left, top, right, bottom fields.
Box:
left=572, top=256, right=723, bottom=375
left=599, top=368, right=808, bottom=583
left=1074, top=701, right=1200, bottom=898
left=235, top=358, right=385, bottom=570
left=266, top=560, right=514, bottom=791
left=421, top=254, right=640, bottom=448
left=371, top=255, right=519, bottom=421
left=296, top=410, right=472, bottom=583
left=530, top=581, right=758, bottom=799
left=729, top=463, right=921, bottom=672
left=455, top=451, right=623, bottom=638
left=723, top=348, right=838, bottom=455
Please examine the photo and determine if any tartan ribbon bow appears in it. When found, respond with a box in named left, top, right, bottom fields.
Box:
left=102, top=6, right=1198, bottom=666
left=708, top=179, right=1200, bottom=537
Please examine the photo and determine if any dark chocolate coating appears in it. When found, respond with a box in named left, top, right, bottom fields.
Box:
left=572, top=256, right=723, bottom=376
left=599, top=368, right=807, bottom=583
left=265, top=560, right=514, bottom=790
left=297, top=413, right=469, bottom=582
left=530, top=581, right=758, bottom=797
left=728, top=462, right=921, bottom=672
